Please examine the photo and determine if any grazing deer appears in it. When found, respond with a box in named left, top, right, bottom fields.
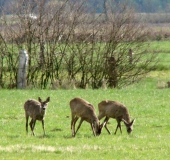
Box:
left=98, top=100, right=135, bottom=135
left=24, top=97, right=50, bottom=136
left=70, top=97, right=105, bottom=137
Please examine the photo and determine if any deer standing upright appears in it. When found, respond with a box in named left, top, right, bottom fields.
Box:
left=24, top=97, right=50, bottom=136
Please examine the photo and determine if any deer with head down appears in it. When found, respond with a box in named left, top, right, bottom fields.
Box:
left=70, top=97, right=105, bottom=137
left=98, top=100, right=135, bottom=135
left=24, top=97, right=50, bottom=136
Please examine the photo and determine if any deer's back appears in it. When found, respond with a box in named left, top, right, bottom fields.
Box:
left=70, top=97, right=97, bottom=120
left=98, top=100, right=129, bottom=120
left=24, top=99, right=42, bottom=118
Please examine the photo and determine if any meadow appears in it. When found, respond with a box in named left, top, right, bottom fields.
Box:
left=0, top=41, right=170, bottom=160
left=0, top=73, right=170, bottom=160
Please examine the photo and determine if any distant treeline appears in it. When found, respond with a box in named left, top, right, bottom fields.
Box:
left=88, top=0, right=170, bottom=13
left=1, top=0, right=170, bottom=14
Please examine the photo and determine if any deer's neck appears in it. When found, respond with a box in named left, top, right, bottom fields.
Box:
left=41, top=109, right=46, bottom=116
left=123, top=113, right=131, bottom=123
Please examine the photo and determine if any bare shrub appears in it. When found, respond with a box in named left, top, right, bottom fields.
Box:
left=0, top=0, right=157, bottom=89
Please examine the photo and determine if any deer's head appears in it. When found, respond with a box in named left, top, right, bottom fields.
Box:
left=38, top=97, right=50, bottom=111
left=122, top=118, right=135, bottom=134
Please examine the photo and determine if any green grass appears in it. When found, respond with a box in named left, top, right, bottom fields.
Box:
left=149, top=41, right=170, bottom=51
left=146, top=41, right=170, bottom=70
left=0, top=74, right=170, bottom=160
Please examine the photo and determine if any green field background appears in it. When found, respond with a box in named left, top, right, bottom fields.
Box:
left=0, top=41, right=170, bottom=159
left=0, top=73, right=170, bottom=159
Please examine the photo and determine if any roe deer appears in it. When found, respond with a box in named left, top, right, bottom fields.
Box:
left=70, top=97, right=105, bottom=137
left=24, top=97, right=50, bottom=136
left=98, top=100, right=135, bottom=135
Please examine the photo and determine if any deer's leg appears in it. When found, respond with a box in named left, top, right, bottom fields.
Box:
left=25, top=114, right=29, bottom=134
left=32, top=120, right=36, bottom=136
left=74, top=118, right=84, bottom=136
left=30, top=119, right=36, bottom=136
left=114, top=119, right=122, bottom=134
left=42, top=119, right=45, bottom=136
left=118, top=121, right=122, bottom=134
left=71, top=114, right=75, bottom=129
left=91, top=123, right=97, bottom=136
left=72, top=116, right=79, bottom=137
left=114, top=124, right=119, bottom=135
left=103, top=117, right=111, bottom=134
left=29, top=119, right=34, bottom=135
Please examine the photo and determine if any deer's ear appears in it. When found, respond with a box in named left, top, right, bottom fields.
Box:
left=131, top=119, right=136, bottom=125
left=100, top=121, right=106, bottom=129
left=38, top=97, right=42, bottom=102
left=46, top=97, right=50, bottom=102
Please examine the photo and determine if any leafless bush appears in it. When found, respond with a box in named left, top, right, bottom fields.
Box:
left=0, top=0, right=157, bottom=89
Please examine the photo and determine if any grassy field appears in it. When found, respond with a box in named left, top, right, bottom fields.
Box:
left=1, top=40, right=170, bottom=160
left=0, top=70, right=170, bottom=159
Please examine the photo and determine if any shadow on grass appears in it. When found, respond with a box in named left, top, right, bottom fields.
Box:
left=152, top=125, right=163, bottom=128
left=63, top=134, right=95, bottom=139
left=63, top=135, right=73, bottom=139
left=37, top=134, right=55, bottom=139
left=50, top=128, right=62, bottom=132
left=55, top=150, right=62, bottom=154
left=7, top=135, right=21, bottom=139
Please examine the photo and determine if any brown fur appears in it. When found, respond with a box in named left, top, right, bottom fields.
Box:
left=70, top=97, right=104, bottom=137
left=98, top=100, right=135, bottom=134
left=24, top=97, right=50, bottom=136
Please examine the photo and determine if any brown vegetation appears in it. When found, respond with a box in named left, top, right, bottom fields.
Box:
left=0, top=0, right=158, bottom=89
